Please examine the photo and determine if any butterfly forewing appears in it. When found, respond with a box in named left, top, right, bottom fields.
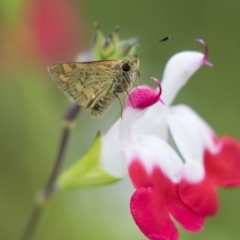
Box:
left=48, top=62, right=118, bottom=116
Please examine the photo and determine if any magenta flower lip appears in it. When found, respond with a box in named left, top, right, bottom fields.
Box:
left=125, top=77, right=163, bottom=110
left=195, top=39, right=213, bottom=66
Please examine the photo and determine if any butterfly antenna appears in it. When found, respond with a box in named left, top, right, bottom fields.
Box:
left=134, top=36, right=170, bottom=57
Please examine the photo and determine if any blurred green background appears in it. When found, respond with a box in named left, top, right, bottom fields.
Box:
left=1, top=0, right=240, bottom=239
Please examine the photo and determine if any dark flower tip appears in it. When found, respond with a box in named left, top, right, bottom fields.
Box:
left=125, top=78, right=164, bottom=110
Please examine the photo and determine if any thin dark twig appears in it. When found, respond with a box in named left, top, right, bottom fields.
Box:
left=42, top=128, right=70, bottom=198
left=43, top=103, right=81, bottom=198
left=18, top=103, right=81, bottom=240
left=18, top=203, right=42, bottom=240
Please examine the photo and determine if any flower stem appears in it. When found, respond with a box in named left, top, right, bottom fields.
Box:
left=18, top=103, right=81, bottom=240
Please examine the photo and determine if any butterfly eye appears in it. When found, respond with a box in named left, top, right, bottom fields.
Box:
left=121, top=62, right=131, bottom=72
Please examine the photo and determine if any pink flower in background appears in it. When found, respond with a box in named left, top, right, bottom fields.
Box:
left=101, top=40, right=240, bottom=240
left=28, top=0, right=84, bottom=64
left=0, top=0, right=85, bottom=73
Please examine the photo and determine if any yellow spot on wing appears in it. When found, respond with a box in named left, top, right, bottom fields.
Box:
left=60, top=74, right=69, bottom=82
left=63, top=63, right=73, bottom=73
left=84, top=88, right=95, bottom=98
left=76, top=63, right=83, bottom=68
left=75, top=83, right=84, bottom=92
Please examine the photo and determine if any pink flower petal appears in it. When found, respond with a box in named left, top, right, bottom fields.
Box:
left=29, top=0, right=83, bottom=64
left=129, top=160, right=178, bottom=240
left=126, top=146, right=204, bottom=239
left=205, top=136, right=240, bottom=187
left=165, top=182, right=204, bottom=232
left=131, top=188, right=178, bottom=240
left=179, top=178, right=219, bottom=217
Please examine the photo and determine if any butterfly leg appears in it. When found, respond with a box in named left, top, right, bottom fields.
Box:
left=113, top=91, right=124, bottom=118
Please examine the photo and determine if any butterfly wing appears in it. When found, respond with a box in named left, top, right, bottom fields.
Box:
left=90, top=90, right=116, bottom=118
left=48, top=61, right=118, bottom=114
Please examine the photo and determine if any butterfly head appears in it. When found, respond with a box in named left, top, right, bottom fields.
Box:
left=120, top=56, right=140, bottom=75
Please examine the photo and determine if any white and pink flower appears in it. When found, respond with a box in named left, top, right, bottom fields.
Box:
left=101, top=40, right=240, bottom=240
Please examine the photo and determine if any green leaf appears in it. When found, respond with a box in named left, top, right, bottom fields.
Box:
left=57, top=133, right=120, bottom=190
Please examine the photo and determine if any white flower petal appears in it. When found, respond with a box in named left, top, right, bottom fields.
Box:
left=120, top=107, right=143, bottom=141
left=121, top=103, right=169, bottom=141
left=124, top=135, right=184, bottom=183
left=136, top=103, right=169, bottom=140
left=182, top=159, right=205, bottom=183
left=167, top=104, right=215, bottom=182
left=161, top=51, right=205, bottom=105
left=101, top=120, right=127, bottom=178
